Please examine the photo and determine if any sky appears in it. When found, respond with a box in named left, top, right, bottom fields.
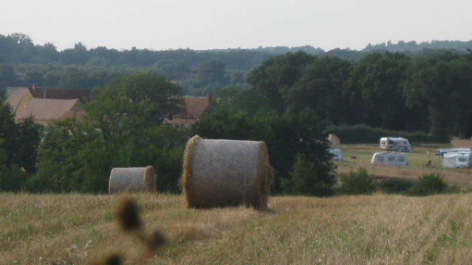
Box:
left=1, top=0, right=471, bottom=52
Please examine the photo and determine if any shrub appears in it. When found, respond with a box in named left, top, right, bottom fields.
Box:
left=406, top=173, right=447, bottom=196
left=281, top=153, right=335, bottom=196
left=375, top=177, right=415, bottom=194
left=339, top=167, right=375, bottom=195
left=324, top=124, right=450, bottom=144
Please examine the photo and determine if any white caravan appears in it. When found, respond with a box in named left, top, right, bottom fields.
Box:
left=436, top=148, right=471, bottom=155
left=328, top=148, right=343, bottom=161
left=442, top=152, right=472, bottom=168
left=371, top=152, right=408, bottom=166
left=380, top=137, right=412, bottom=152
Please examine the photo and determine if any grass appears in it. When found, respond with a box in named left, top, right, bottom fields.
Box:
left=336, top=141, right=472, bottom=191
left=2, top=193, right=472, bottom=264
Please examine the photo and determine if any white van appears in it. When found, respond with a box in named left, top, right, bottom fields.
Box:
left=371, top=152, right=408, bottom=166
left=328, top=148, right=343, bottom=161
left=380, top=137, right=412, bottom=152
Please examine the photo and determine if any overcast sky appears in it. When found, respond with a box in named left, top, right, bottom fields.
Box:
left=1, top=0, right=471, bottom=51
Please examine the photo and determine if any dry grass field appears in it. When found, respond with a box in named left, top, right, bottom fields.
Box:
left=4, top=141, right=472, bottom=265
left=335, top=140, right=472, bottom=191
left=2, top=193, right=472, bottom=265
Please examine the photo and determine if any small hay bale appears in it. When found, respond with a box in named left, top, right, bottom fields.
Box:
left=108, top=166, right=156, bottom=194
left=180, top=135, right=273, bottom=209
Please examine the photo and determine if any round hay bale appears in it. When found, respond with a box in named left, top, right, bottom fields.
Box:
left=181, top=135, right=273, bottom=209
left=108, top=166, right=156, bottom=194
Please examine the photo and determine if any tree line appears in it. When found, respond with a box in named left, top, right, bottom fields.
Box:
left=2, top=48, right=472, bottom=195
left=248, top=50, right=472, bottom=139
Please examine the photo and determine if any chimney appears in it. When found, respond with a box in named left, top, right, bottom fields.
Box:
left=206, top=91, right=211, bottom=102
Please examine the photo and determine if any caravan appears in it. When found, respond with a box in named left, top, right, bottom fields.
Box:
left=328, top=148, right=343, bottom=161
left=371, top=152, right=408, bottom=166
left=380, top=137, right=412, bottom=152
left=442, top=152, right=472, bottom=168
left=435, top=147, right=472, bottom=168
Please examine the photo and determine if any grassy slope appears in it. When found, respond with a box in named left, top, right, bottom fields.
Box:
left=2, top=193, right=472, bottom=265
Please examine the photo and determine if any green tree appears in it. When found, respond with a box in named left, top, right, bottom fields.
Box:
left=0, top=64, right=18, bottom=88
left=196, top=58, right=227, bottom=85
left=192, top=105, right=333, bottom=193
left=0, top=99, right=40, bottom=191
left=247, top=51, right=316, bottom=113
left=32, top=72, right=187, bottom=193
left=281, top=153, right=335, bottom=196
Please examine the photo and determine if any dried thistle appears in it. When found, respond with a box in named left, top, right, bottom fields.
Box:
left=115, top=196, right=142, bottom=232
left=145, top=230, right=166, bottom=253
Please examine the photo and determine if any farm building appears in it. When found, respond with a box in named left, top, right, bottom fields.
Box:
left=163, top=93, right=213, bottom=128
left=5, top=86, right=90, bottom=124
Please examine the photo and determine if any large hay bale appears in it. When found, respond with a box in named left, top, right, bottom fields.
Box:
left=108, top=166, right=156, bottom=194
left=181, top=135, right=273, bottom=209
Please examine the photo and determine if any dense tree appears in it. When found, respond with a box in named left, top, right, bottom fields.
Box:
left=196, top=58, right=227, bottom=85
left=32, top=72, right=188, bottom=193
left=192, top=88, right=334, bottom=193
left=247, top=51, right=316, bottom=113
left=285, top=56, right=352, bottom=124
left=0, top=64, right=18, bottom=88
left=0, top=97, right=40, bottom=191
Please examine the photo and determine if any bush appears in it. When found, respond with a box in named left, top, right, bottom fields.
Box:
left=339, top=167, right=375, bottom=195
left=281, top=153, right=335, bottom=196
left=406, top=173, right=447, bottom=196
left=324, top=124, right=450, bottom=144
left=375, top=177, right=415, bottom=194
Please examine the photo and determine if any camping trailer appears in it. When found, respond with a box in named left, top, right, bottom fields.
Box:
left=436, top=148, right=471, bottom=155
left=328, top=148, right=343, bottom=161
left=442, top=152, right=472, bottom=168
left=371, top=152, right=408, bottom=166
left=379, top=137, right=412, bottom=152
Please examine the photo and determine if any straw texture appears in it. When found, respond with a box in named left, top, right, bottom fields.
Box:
left=108, top=166, right=157, bottom=194
left=181, top=135, right=273, bottom=209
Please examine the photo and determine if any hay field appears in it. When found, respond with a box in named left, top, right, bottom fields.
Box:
left=336, top=141, right=472, bottom=191
left=2, top=193, right=472, bottom=265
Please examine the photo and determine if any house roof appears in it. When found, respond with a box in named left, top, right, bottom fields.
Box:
left=16, top=98, right=82, bottom=121
left=5, top=88, right=31, bottom=112
left=59, top=110, right=87, bottom=121
left=29, top=86, right=92, bottom=102
left=174, top=95, right=211, bottom=119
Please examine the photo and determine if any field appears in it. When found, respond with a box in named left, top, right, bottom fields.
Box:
left=2, top=193, right=472, bottom=265
left=335, top=140, right=472, bottom=191
left=3, top=141, right=472, bottom=265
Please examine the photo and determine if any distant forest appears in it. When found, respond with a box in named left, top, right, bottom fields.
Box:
left=0, top=33, right=471, bottom=95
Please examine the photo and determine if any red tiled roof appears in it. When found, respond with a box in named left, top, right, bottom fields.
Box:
left=59, top=110, right=87, bottom=121
left=29, top=87, right=92, bottom=102
left=5, top=88, right=30, bottom=112
left=16, top=98, right=82, bottom=121
left=174, top=96, right=210, bottom=119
